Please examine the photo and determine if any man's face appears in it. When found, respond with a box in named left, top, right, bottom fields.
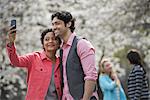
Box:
left=51, top=17, right=68, bottom=38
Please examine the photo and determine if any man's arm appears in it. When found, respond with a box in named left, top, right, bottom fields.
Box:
left=77, top=39, right=98, bottom=100
left=83, top=80, right=96, bottom=100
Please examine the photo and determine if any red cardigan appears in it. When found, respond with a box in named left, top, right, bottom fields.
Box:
left=6, top=44, right=62, bottom=100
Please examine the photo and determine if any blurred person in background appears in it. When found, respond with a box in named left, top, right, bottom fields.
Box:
left=98, top=58, right=127, bottom=100
left=6, top=27, right=62, bottom=100
left=127, top=49, right=150, bottom=100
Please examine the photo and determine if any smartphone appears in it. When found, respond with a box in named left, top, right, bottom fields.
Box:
left=10, top=19, right=16, bottom=33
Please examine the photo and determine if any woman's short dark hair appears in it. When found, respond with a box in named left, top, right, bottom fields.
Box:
left=40, top=28, right=53, bottom=45
left=51, top=11, right=76, bottom=33
left=127, top=49, right=142, bottom=65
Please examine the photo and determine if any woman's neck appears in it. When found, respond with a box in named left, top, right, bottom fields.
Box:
left=45, top=51, right=56, bottom=63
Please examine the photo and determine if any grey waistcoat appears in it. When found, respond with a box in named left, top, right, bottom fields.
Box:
left=66, top=36, right=85, bottom=99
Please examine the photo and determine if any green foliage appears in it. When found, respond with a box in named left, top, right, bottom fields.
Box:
left=113, top=45, right=133, bottom=68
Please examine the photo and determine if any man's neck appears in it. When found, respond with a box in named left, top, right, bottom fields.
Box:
left=63, top=30, right=73, bottom=44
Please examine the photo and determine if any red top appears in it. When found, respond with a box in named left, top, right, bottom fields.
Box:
left=6, top=44, right=62, bottom=100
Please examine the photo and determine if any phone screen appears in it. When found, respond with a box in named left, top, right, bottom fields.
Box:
left=11, top=19, right=16, bottom=28
left=10, top=19, right=16, bottom=33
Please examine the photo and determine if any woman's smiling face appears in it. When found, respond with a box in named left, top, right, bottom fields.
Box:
left=43, top=32, right=58, bottom=52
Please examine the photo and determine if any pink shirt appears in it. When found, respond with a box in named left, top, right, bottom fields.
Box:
left=62, top=33, right=98, bottom=100
left=6, top=44, right=62, bottom=100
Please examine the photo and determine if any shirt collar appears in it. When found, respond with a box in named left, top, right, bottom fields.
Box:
left=41, top=50, right=59, bottom=61
left=41, top=50, right=48, bottom=60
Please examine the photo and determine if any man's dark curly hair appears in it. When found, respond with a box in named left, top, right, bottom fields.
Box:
left=51, top=11, right=76, bottom=33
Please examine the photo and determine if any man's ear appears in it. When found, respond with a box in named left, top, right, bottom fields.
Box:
left=66, top=22, right=71, bottom=28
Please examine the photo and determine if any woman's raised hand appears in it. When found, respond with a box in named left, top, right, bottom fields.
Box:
left=7, top=26, right=17, bottom=47
left=8, top=26, right=16, bottom=43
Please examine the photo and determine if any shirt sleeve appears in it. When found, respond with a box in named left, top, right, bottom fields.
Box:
left=77, top=39, right=98, bottom=81
left=134, top=67, right=143, bottom=100
left=99, top=75, right=117, bottom=90
left=6, top=43, right=32, bottom=68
